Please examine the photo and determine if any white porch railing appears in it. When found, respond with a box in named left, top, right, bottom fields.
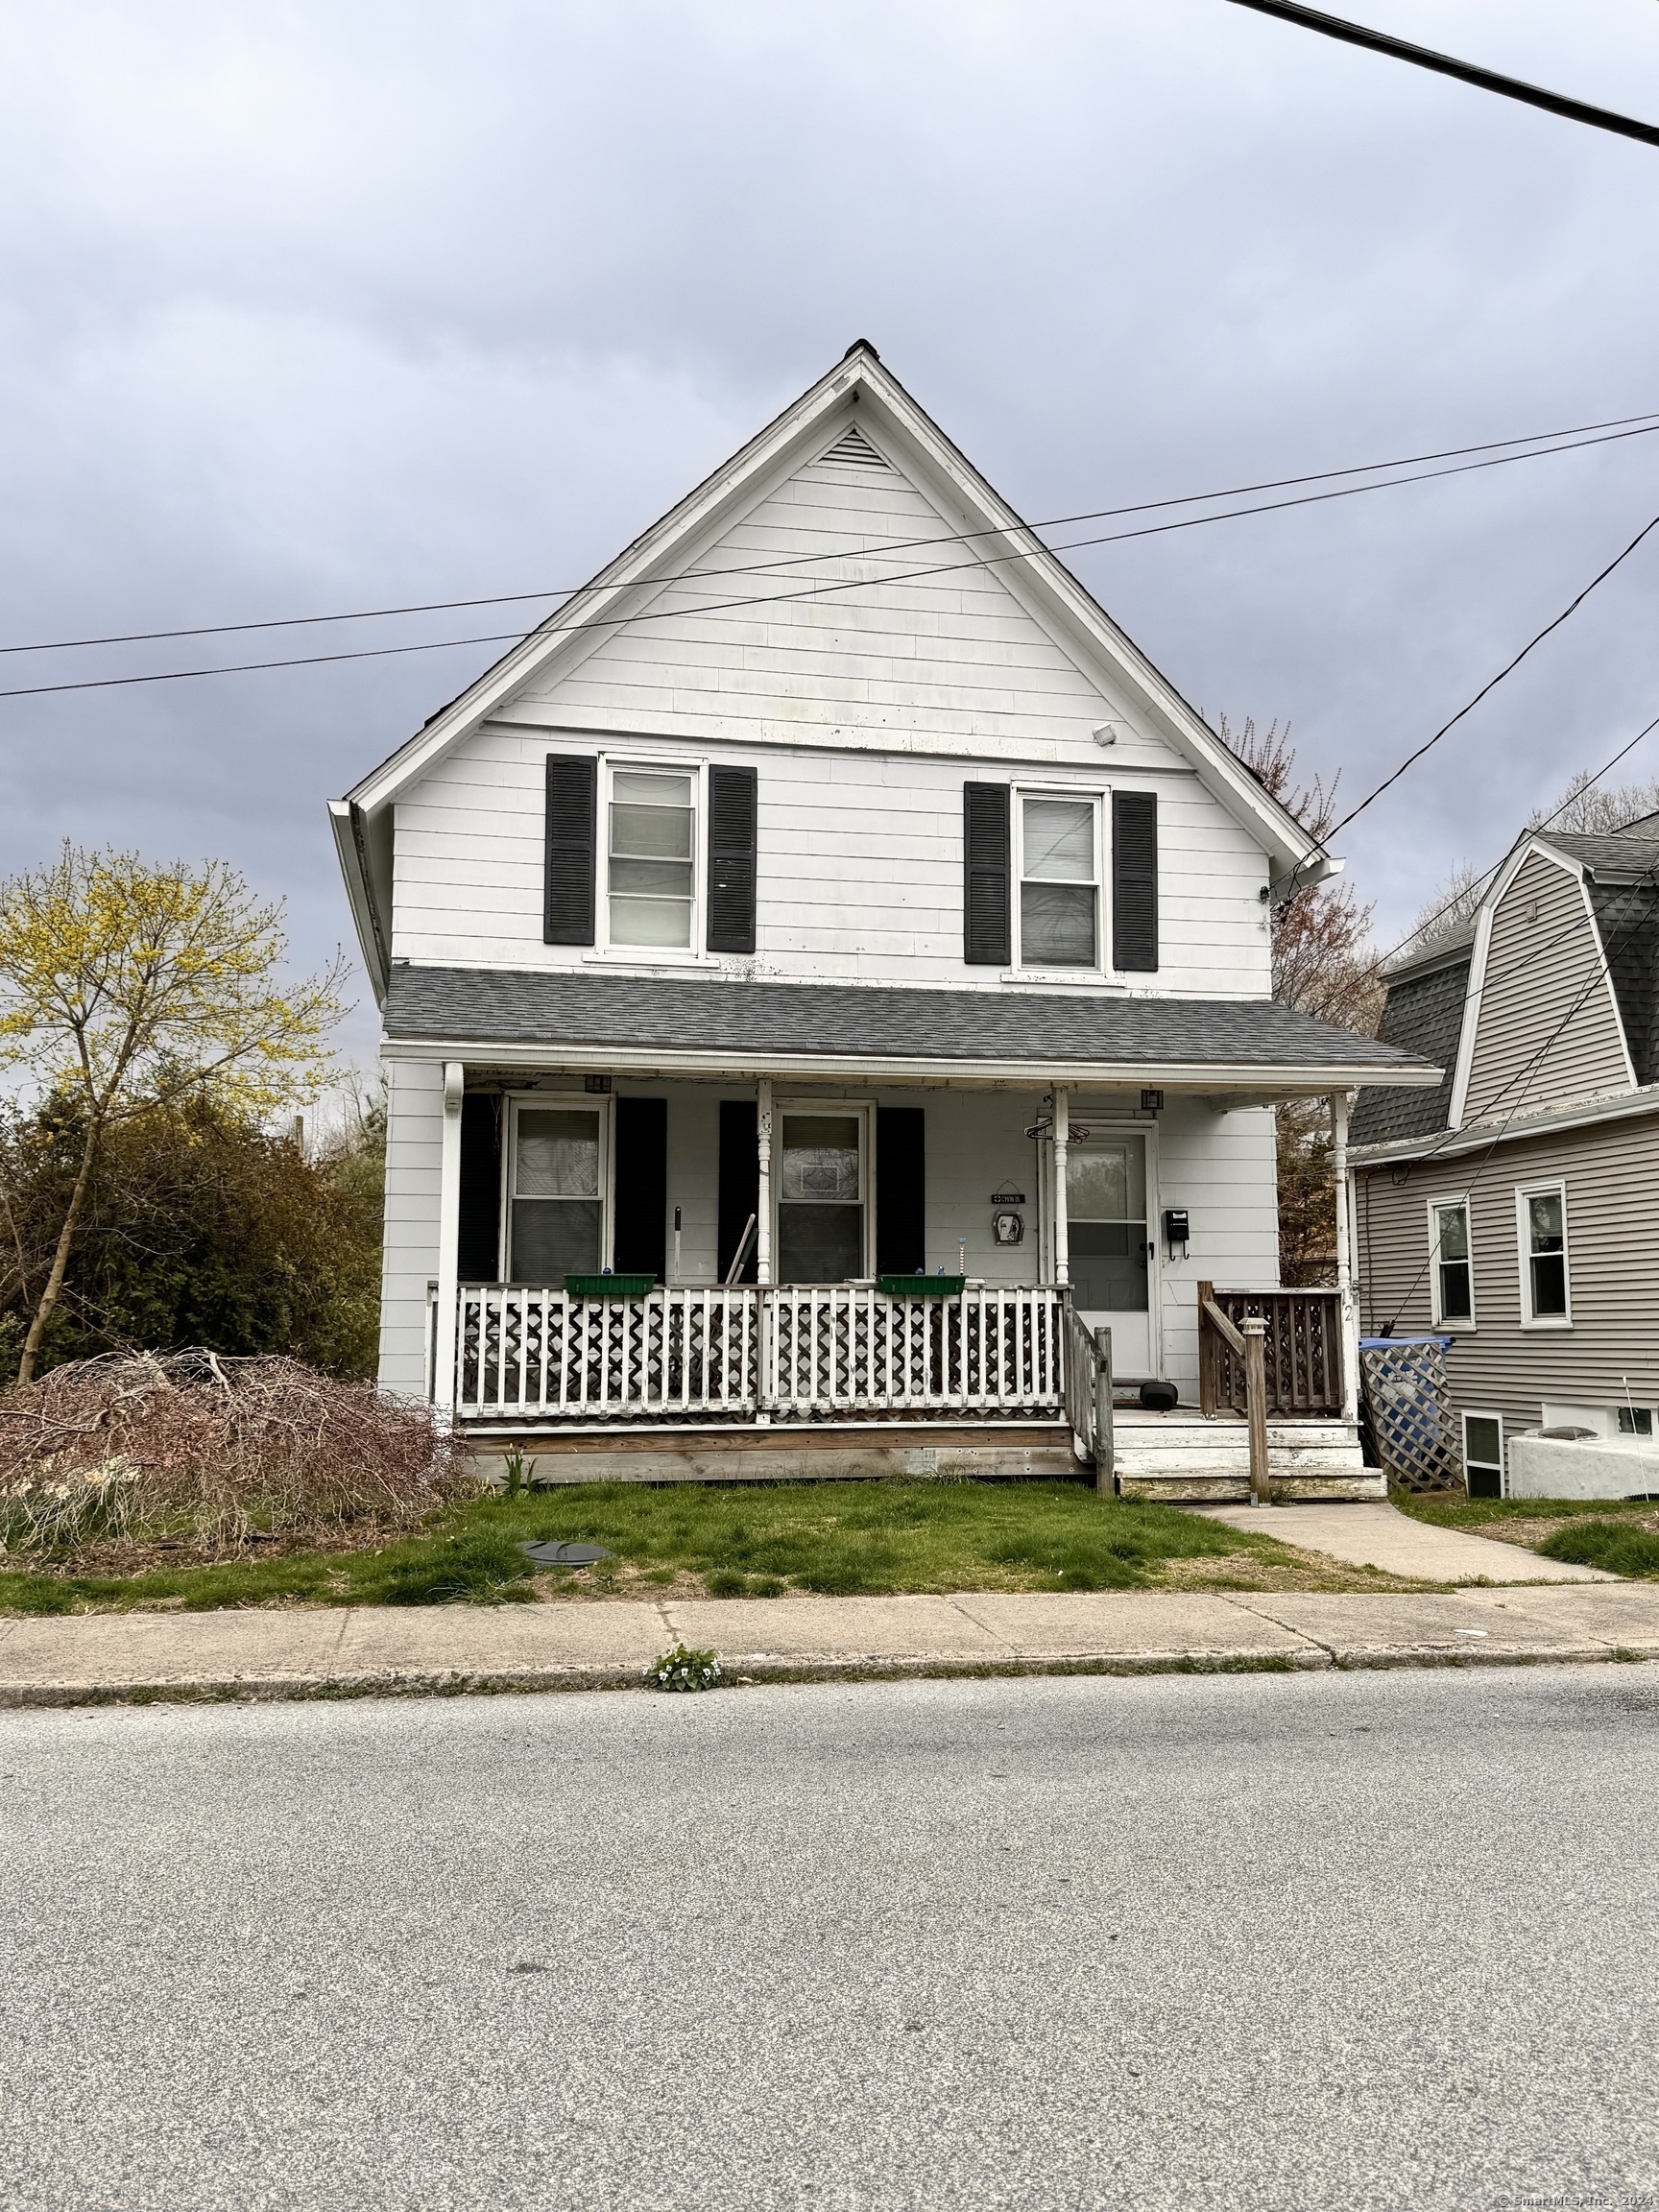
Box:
left=454, top=1283, right=1068, bottom=1425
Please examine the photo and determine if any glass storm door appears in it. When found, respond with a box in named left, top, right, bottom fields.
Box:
left=510, top=1106, right=603, bottom=1281
left=1066, top=1135, right=1152, bottom=1376
left=778, top=1114, right=866, bottom=1283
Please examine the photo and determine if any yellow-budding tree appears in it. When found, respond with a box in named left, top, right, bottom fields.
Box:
left=0, top=845, right=349, bottom=1382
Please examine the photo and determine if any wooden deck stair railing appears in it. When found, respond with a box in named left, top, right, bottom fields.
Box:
left=1197, top=1282, right=1346, bottom=1506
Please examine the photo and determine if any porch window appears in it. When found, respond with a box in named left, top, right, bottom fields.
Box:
left=510, top=1107, right=602, bottom=1280
left=609, top=767, right=695, bottom=948
left=1020, top=795, right=1097, bottom=969
left=778, top=1114, right=865, bottom=1282
left=1430, top=1200, right=1473, bottom=1325
left=1518, top=1182, right=1570, bottom=1324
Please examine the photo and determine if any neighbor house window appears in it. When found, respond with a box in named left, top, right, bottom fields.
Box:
left=777, top=1112, right=867, bottom=1283
left=608, top=766, right=695, bottom=948
left=1517, top=1182, right=1570, bottom=1325
left=1430, top=1199, right=1473, bottom=1326
left=1617, top=1406, right=1654, bottom=1437
left=1019, top=794, right=1098, bottom=969
left=1462, top=1412, right=1503, bottom=1500
left=509, top=1104, right=603, bottom=1280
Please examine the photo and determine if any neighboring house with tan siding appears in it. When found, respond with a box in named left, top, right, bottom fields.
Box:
left=1350, top=818, right=1659, bottom=1492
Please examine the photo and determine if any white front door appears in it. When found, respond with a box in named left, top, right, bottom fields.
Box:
left=1067, top=1134, right=1154, bottom=1378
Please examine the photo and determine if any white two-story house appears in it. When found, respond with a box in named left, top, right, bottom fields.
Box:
left=331, top=343, right=1434, bottom=1495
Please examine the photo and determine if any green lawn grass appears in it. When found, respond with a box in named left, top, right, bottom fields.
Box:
left=0, top=1478, right=1277, bottom=1616
left=1391, top=1490, right=1659, bottom=1580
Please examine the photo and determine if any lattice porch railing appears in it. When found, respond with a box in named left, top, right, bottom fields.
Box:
left=454, top=1283, right=1068, bottom=1425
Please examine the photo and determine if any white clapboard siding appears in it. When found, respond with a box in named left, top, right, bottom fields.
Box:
left=378, top=1056, right=444, bottom=1397
left=387, top=439, right=1274, bottom=998
left=1462, top=851, right=1633, bottom=1121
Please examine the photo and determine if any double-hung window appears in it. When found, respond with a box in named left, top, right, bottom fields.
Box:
left=1019, top=794, right=1098, bottom=969
left=1517, top=1181, right=1570, bottom=1325
left=1430, top=1199, right=1473, bottom=1326
left=608, top=767, right=696, bottom=949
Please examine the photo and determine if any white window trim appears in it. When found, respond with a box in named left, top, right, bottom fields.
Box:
left=1427, top=1195, right=1476, bottom=1331
left=773, top=1097, right=877, bottom=1282
left=1461, top=1409, right=1504, bottom=1497
left=590, top=753, right=710, bottom=966
left=1515, top=1178, right=1572, bottom=1330
left=498, top=1090, right=614, bottom=1282
left=1012, top=783, right=1108, bottom=978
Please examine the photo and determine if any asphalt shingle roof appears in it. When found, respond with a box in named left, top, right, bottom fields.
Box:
left=382, top=963, right=1433, bottom=1076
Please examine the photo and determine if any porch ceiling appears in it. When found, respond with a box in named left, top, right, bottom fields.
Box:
left=383, top=964, right=1439, bottom=1093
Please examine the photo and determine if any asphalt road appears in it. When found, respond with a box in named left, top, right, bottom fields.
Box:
left=2, top=1668, right=1655, bottom=2212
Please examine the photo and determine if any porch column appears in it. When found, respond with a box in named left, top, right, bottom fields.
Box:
left=1051, top=1085, right=1070, bottom=1286
left=432, top=1061, right=464, bottom=1411
left=1331, top=1090, right=1358, bottom=1422
left=756, top=1077, right=774, bottom=1285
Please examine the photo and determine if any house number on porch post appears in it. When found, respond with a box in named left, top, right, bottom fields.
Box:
left=1052, top=1085, right=1070, bottom=1287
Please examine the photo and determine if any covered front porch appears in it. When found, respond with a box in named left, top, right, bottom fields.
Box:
left=404, top=1066, right=1386, bottom=1499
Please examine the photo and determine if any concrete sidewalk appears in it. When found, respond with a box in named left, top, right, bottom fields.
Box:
left=1, top=1580, right=1656, bottom=1705
left=1188, top=1500, right=1618, bottom=1584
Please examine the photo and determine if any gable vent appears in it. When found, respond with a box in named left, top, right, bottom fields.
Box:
left=817, top=425, right=892, bottom=470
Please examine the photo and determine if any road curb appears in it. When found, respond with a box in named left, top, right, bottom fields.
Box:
left=0, top=1640, right=1648, bottom=1708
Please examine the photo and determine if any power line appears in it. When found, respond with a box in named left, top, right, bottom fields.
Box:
left=5, top=407, right=1659, bottom=661
left=1372, top=837, right=1659, bottom=1332
left=1287, top=506, right=1659, bottom=886
left=1223, top=0, right=1659, bottom=150
left=1308, top=711, right=1659, bottom=1017
left=8, top=420, right=1659, bottom=707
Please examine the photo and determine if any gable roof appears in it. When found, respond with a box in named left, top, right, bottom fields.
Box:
left=330, top=342, right=1334, bottom=996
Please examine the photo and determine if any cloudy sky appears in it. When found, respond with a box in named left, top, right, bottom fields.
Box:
left=4, top=0, right=1659, bottom=1059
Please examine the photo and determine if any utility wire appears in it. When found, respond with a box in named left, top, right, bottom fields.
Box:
left=4, top=407, right=1658, bottom=660
left=1223, top=0, right=1659, bottom=150
left=1373, top=838, right=1659, bottom=1332
left=1305, top=711, right=1659, bottom=1018
left=8, top=421, right=1659, bottom=707
left=1286, top=507, right=1659, bottom=888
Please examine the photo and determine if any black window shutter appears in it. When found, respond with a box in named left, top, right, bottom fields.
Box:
left=963, top=783, right=1011, bottom=966
left=708, top=764, right=757, bottom=954
left=544, top=754, right=597, bottom=945
left=1112, top=790, right=1159, bottom=973
left=457, top=1094, right=502, bottom=1282
left=876, top=1107, right=926, bottom=1275
left=717, top=1099, right=759, bottom=1285
left=612, top=1098, right=668, bottom=1281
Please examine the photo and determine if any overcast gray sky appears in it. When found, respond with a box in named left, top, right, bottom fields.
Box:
left=4, top=0, right=1659, bottom=1059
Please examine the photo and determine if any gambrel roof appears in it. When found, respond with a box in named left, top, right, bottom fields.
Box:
left=331, top=342, right=1337, bottom=996
left=1353, top=818, right=1659, bottom=1153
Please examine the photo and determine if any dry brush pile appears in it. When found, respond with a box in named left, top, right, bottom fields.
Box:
left=0, top=1352, right=469, bottom=1561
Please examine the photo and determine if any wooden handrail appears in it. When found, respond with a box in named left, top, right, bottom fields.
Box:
left=1200, top=1297, right=1246, bottom=1358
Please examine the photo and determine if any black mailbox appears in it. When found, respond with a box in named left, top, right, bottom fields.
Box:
left=1163, top=1209, right=1190, bottom=1259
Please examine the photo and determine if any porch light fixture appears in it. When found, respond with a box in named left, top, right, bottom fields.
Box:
left=585, top=1073, right=613, bottom=1094
left=1140, top=1089, right=1165, bottom=1114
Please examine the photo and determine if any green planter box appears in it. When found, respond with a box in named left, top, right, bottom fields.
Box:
left=565, top=1273, right=657, bottom=1298
left=878, top=1274, right=966, bottom=1298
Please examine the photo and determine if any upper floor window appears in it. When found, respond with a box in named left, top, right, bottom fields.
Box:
left=1019, top=794, right=1098, bottom=969
left=608, top=767, right=695, bottom=949
left=1430, top=1199, right=1473, bottom=1326
left=1518, top=1181, right=1570, bottom=1325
